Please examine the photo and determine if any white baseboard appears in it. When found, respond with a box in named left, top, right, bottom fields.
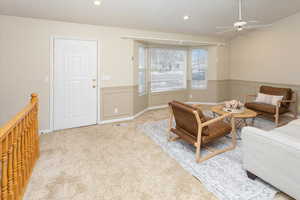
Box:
left=147, top=104, right=169, bottom=110
left=99, top=101, right=219, bottom=125
left=45, top=101, right=221, bottom=130
left=98, top=116, right=134, bottom=125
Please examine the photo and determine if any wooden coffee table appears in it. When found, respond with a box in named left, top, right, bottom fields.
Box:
left=211, top=105, right=257, bottom=133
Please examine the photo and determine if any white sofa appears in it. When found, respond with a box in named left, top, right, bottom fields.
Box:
left=242, top=119, right=300, bottom=200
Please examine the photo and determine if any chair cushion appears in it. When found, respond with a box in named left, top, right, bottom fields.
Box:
left=202, top=119, right=232, bottom=144
left=170, top=101, right=209, bottom=136
left=245, top=102, right=289, bottom=114
left=171, top=118, right=232, bottom=145
left=260, top=86, right=292, bottom=107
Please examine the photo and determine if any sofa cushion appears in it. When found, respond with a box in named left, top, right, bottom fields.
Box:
left=260, top=86, right=292, bottom=107
left=245, top=102, right=289, bottom=114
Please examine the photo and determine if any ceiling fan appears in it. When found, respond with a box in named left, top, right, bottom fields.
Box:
left=216, top=0, right=272, bottom=34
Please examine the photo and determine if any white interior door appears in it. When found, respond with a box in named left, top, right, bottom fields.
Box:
left=53, top=38, right=98, bottom=130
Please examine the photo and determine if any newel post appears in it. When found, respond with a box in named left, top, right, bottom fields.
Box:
left=30, top=93, right=38, bottom=104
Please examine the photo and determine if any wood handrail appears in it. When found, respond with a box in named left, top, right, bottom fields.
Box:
left=0, top=94, right=38, bottom=140
left=0, top=93, right=40, bottom=200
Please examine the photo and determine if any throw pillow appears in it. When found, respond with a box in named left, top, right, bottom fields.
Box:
left=271, top=95, right=284, bottom=106
left=255, top=93, right=283, bottom=106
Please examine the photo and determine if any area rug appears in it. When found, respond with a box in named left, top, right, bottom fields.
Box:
left=138, top=113, right=287, bottom=200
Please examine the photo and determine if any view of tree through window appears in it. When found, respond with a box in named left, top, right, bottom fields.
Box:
left=150, top=48, right=187, bottom=92
left=192, top=49, right=208, bottom=88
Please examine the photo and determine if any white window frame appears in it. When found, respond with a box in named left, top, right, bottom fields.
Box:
left=149, top=47, right=187, bottom=93
left=138, top=46, right=147, bottom=96
left=191, top=48, right=208, bottom=89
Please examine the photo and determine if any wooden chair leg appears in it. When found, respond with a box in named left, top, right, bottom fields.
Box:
left=275, top=114, right=279, bottom=127
left=294, top=106, right=298, bottom=119
left=196, top=117, right=237, bottom=163
left=195, top=142, right=201, bottom=163
left=169, top=136, right=180, bottom=142
left=275, top=105, right=280, bottom=127
left=231, top=117, right=237, bottom=148
left=167, top=106, right=174, bottom=142
left=246, top=171, right=257, bottom=180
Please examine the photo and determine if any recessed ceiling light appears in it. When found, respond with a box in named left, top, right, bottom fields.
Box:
left=183, top=15, right=190, bottom=20
left=94, top=0, right=102, bottom=6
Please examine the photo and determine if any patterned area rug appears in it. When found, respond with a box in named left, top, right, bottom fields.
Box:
left=138, top=113, right=288, bottom=200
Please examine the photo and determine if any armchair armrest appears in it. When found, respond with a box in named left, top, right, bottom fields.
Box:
left=276, top=99, right=297, bottom=108
left=201, top=113, right=232, bottom=128
left=279, top=99, right=296, bottom=103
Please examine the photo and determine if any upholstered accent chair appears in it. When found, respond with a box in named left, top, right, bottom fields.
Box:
left=168, top=101, right=236, bottom=163
left=245, top=86, right=298, bottom=126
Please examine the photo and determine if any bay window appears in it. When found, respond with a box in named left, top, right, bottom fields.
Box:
left=138, top=46, right=146, bottom=95
left=150, top=48, right=187, bottom=92
left=191, top=49, right=208, bottom=89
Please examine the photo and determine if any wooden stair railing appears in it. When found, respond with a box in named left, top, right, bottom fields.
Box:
left=0, top=93, right=40, bottom=200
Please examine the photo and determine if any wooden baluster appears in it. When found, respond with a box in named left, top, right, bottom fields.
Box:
left=30, top=111, right=34, bottom=171
left=0, top=139, right=2, bottom=200
left=31, top=94, right=39, bottom=159
left=8, top=131, right=15, bottom=200
left=13, top=127, right=19, bottom=200
left=21, top=119, right=26, bottom=193
left=27, top=112, right=32, bottom=174
left=17, top=121, right=23, bottom=194
left=34, top=105, right=39, bottom=159
left=2, top=137, right=9, bottom=200
left=24, top=115, right=29, bottom=182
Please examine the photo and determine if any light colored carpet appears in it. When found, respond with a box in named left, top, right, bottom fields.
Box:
left=24, top=108, right=293, bottom=200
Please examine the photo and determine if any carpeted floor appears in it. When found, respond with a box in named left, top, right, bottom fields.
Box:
left=24, top=107, right=293, bottom=200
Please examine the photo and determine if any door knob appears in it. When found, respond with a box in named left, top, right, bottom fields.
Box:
left=92, top=85, right=96, bottom=88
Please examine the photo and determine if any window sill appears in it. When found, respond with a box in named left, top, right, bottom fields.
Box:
left=151, top=88, right=187, bottom=95
left=138, top=93, right=147, bottom=97
left=191, top=87, right=208, bottom=90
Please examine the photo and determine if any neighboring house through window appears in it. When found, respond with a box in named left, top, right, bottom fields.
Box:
left=150, top=48, right=187, bottom=92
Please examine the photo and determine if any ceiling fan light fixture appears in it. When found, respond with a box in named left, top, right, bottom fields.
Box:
left=237, top=27, right=243, bottom=31
left=94, top=0, right=102, bottom=6
left=183, top=15, right=190, bottom=20
left=234, top=21, right=247, bottom=27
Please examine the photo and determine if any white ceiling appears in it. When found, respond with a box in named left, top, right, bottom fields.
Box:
left=1, top=0, right=300, bottom=36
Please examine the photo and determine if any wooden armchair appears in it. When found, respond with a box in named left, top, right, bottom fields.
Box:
left=245, top=86, right=298, bottom=126
left=168, top=101, right=236, bottom=163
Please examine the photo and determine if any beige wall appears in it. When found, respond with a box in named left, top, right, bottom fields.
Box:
left=228, top=12, right=300, bottom=112
left=229, top=12, right=300, bottom=85
left=0, top=15, right=225, bottom=129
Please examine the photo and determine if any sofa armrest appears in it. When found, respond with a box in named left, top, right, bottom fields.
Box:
left=242, top=127, right=300, bottom=199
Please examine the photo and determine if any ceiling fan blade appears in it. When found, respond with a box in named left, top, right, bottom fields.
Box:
left=216, top=26, right=233, bottom=29
left=247, top=20, right=260, bottom=24
left=244, top=24, right=272, bottom=29
left=216, top=29, right=235, bottom=34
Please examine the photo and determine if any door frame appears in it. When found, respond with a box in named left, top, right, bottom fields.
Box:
left=49, top=36, right=101, bottom=131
